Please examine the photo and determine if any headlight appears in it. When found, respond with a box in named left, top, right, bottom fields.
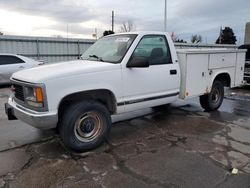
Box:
left=24, top=86, right=44, bottom=108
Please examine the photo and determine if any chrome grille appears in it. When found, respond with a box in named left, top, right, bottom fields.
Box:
left=14, top=84, right=25, bottom=101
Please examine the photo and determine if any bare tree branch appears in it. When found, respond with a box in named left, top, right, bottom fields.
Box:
left=191, top=34, right=202, bottom=43
left=120, top=20, right=136, bottom=32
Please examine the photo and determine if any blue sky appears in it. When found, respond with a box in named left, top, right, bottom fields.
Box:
left=0, top=0, right=249, bottom=44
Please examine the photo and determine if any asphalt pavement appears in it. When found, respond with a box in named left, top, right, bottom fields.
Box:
left=0, top=85, right=250, bottom=188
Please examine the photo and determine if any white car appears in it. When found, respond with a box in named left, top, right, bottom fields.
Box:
left=0, top=54, right=43, bottom=85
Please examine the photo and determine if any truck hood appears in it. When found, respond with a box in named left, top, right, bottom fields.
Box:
left=12, top=60, right=120, bottom=83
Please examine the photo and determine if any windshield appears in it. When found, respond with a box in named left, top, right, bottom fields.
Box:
left=81, top=34, right=137, bottom=63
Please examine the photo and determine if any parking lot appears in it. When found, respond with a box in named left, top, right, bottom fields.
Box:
left=0, top=86, right=250, bottom=188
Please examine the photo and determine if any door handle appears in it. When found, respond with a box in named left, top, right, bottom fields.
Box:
left=170, top=69, right=177, bottom=75
left=19, top=66, right=24, bottom=69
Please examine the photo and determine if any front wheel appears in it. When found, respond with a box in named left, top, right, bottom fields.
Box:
left=59, top=100, right=111, bottom=152
left=199, top=80, right=224, bottom=111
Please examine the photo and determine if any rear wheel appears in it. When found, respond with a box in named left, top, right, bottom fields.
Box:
left=199, top=80, right=224, bottom=111
left=59, top=100, right=111, bottom=152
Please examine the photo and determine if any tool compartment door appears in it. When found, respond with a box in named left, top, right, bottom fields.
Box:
left=209, top=53, right=236, bottom=69
left=184, top=54, right=210, bottom=98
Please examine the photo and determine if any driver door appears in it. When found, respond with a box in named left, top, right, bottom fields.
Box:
left=121, top=35, right=180, bottom=112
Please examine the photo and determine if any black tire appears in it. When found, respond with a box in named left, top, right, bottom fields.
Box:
left=59, top=100, right=111, bottom=152
left=199, top=80, right=224, bottom=111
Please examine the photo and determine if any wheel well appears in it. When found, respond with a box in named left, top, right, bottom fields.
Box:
left=214, top=73, right=231, bottom=87
left=58, top=90, right=117, bottom=119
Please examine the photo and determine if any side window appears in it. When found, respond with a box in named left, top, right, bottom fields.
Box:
left=132, top=35, right=172, bottom=65
left=0, top=56, right=24, bottom=65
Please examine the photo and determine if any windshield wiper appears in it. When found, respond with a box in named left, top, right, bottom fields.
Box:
left=88, top=55, right=104, bottom=62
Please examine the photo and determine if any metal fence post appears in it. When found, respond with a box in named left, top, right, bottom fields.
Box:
left=77, top=40, right=80, bottom=59
left=36, top=39, right=40, bottom=60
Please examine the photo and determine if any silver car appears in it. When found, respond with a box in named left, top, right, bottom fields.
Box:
left=0, top=54, right=43, bottom=85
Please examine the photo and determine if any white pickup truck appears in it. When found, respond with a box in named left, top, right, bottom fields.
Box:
left=5, top=31, right=246, bottom=151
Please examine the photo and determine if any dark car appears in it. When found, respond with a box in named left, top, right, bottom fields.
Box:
left=239, top=44, right=250, bottom=84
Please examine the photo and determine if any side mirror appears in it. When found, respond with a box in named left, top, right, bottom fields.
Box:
left=127, top=57, right=149, bottom=68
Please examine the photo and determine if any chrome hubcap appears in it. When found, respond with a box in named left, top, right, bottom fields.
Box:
left=74, top=112, right=102, bottom=142
left=211, top=88, right=220, bottom=104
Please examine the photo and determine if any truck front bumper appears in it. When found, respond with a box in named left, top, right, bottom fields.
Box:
left=5, top=95, right=58, bottom=129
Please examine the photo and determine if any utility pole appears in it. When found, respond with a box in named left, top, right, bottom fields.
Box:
left=164, top=0, right=167, bottom=32
left=112, top=10, right=114, bottom=32
left=219, top=26, right=222, bottom=44
left=95, top=28, right=97, bottom=40
left=92, top=28, right=97, bottom=40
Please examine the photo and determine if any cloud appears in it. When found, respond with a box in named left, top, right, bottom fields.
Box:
left=175, top=0, right=248, bottom=19
left=0, top=0, right=249, bottom=43
left=0, top=0, right=97, bottom=23
left=169, top=0, right=249, bottom=42
left=45, top=23, right=94, bottom=36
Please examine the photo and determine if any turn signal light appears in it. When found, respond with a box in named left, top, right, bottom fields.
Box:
left=35, top=87, right=43, bottom=102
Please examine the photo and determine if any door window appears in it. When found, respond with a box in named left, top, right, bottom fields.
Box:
left=0, top=56, right=24, bottom=65
left=131, top=35, right=172, bottom=65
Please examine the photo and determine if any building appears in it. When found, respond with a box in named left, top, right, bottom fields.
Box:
left=245, top=22, right=250, bottom=44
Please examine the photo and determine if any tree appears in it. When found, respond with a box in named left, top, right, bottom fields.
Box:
left=191, top=34, right=202, bottom=43
left=216, top=27, right=237, bottom=44
left=120, top=20, right=136, bottom=32
left=0, top=31, right=3, bottom=35
left=103, top=30, right=115, bottom=36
